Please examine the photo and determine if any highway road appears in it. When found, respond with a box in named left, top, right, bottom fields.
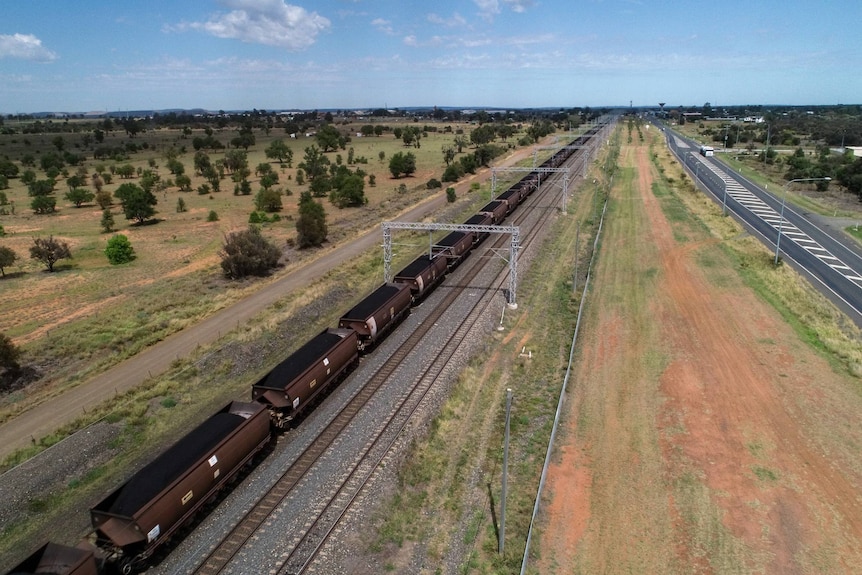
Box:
left=663, top=125, right=862, bottom=328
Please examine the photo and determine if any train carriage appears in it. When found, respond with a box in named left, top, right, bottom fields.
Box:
left=252, top=328, right=359, bottom=429
left=478, top=200, right=507, bottom=224
left=431, top=231, right=475, bottom=269
left=5, top=543, right=99, bottom=575
left=494, top=189, right=521, bottom=213
left=338, top=283, right=412, bottom=350
left=90, top=401, right=270, bottom=574
left=393, top=255, right=448, bottom=301
left=463, top=213, right=493, bottom=245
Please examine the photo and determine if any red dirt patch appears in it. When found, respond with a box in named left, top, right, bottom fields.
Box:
left=538, top=141, right=862, bottom=574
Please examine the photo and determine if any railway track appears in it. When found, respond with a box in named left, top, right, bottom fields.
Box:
left=184, top=134, right=600, bottom=575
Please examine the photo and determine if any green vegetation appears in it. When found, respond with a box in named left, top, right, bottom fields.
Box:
left=219, top=226, right=281, bottom=279
left=104, top=234, right=135, bottom=265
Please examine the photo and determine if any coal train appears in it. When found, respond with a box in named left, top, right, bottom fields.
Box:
left=5, top=128, right=597, bottom=575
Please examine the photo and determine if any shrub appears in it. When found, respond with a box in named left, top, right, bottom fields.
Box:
left=100, top=209, right=115, bottom=233
left=442, top=163, right=463, bottom=183
left=426, top=178, right=442, bottom=189
left=446, top=187, right=457, bottom=203
left=0, top=332, right=21, bottom=371
left=30, top=195, right=57, bottom=214
left=207, top=210, right=219, bottom=222
left=105, top=234, right=135, bottom=265
left=219, top=226, right=281, bottom=279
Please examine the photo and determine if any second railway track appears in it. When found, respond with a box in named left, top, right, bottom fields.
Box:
left=155, top=128, right=604, bottom=575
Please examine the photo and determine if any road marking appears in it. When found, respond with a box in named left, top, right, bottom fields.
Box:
left=692, top=155, right=861, bottom=289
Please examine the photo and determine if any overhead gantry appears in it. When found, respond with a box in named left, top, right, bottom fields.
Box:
left=382, top=221, right=521, bottom=308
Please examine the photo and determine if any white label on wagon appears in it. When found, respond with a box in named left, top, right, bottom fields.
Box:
left=323, top=357, right=330, bottom=366
left=208, top=455, right=218, bottom=467
left=148, top=524, right=160, bottom=543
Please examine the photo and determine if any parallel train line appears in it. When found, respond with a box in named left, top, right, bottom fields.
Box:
left=188, top=130, right=601, bottom=575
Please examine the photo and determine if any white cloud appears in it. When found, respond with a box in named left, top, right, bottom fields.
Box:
left=372, top=18, right=395, bottom=35
left=403, top=35, right=418, bottom=46
left=504, top=0, right=535, bottom=13
left=0, top=33, right=57, bottom=62
left=180, top=0, right=330, bottom=50
left=427, top=12, right=467, bottom=27
left=474, top=0, right=535, bottom=21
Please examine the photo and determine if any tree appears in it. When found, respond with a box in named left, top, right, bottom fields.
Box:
left=115, top=183, right=157, bottom=224
left=175, top=173, right=192, bottom=191
left=30, top=235, right=72, bottom=272
left=260, top=171, right=279, bottom=190
left=95, top=189, right=113, bottom=209
left=219, top=226, right=282, bottom=279
left=296, top=191, right=327, bottom=248
left=65, top=187, right=95, bottom=207
left=194, top=151, right=212, bottom=175
left=265, top=139, right=294, bottom=166
left=442, top=145, right=456, bottom=166
left=389, top=151, right=417, bottom=178
left=223, top=149, right=249, bottom=176
left=115, top=164, right=136, bottom=179
left=329, top=174, right=366, bottom=208
left=66, top=174, right=87, bottom=191
left=453, top=135, right=468, bottom=153
left=28, top=179, right=55, bottom=197
left=91, top=172, right=104, bottom=193
left=470, top=124, right=496, bottom=146
left=230, top=132, right=255, bottom=150
left=0, top=246, right=17, bottom=277
left=30, top=195, right=57, bottom=214
left=316, top=123, right=347, bottom=152
left=256, top=162, right=274, bottom=177
left=446, top=187, right=457, bottom=203
left=299, top=146, right=330, bottom=182
left=100, top=208, right=115, bottom=233
left=442, top=163, right=464, bottom=183
left=0, top=158, right=19, bottom=179
left=40, top=151, right=65, bottom=172
left=105, top=234, right=135, bottom=264
left=166, top=158, right=185, bottom=176
left=0, top=333, right=21, bottom=372
left=254, top=188, right=283, bottom=212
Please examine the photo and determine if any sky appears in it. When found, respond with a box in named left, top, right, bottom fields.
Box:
left=1, top=0, right=860, bottom=114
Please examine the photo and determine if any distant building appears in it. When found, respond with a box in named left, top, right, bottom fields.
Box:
left=847, top=146, right=862, bottom=158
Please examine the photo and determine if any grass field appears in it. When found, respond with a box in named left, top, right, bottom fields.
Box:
left=0, top=118, right=545, bottom=418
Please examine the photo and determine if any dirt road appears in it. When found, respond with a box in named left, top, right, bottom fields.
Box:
left=538, top=140, right=862, bottom=573
left=0, top=147, right=538, bottom=460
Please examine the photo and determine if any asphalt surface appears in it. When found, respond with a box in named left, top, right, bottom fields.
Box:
left=664, top=125, right=862, bottom=328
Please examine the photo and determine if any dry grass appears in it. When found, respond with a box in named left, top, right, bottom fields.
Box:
left=0, top=121, right=535, bottom=414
